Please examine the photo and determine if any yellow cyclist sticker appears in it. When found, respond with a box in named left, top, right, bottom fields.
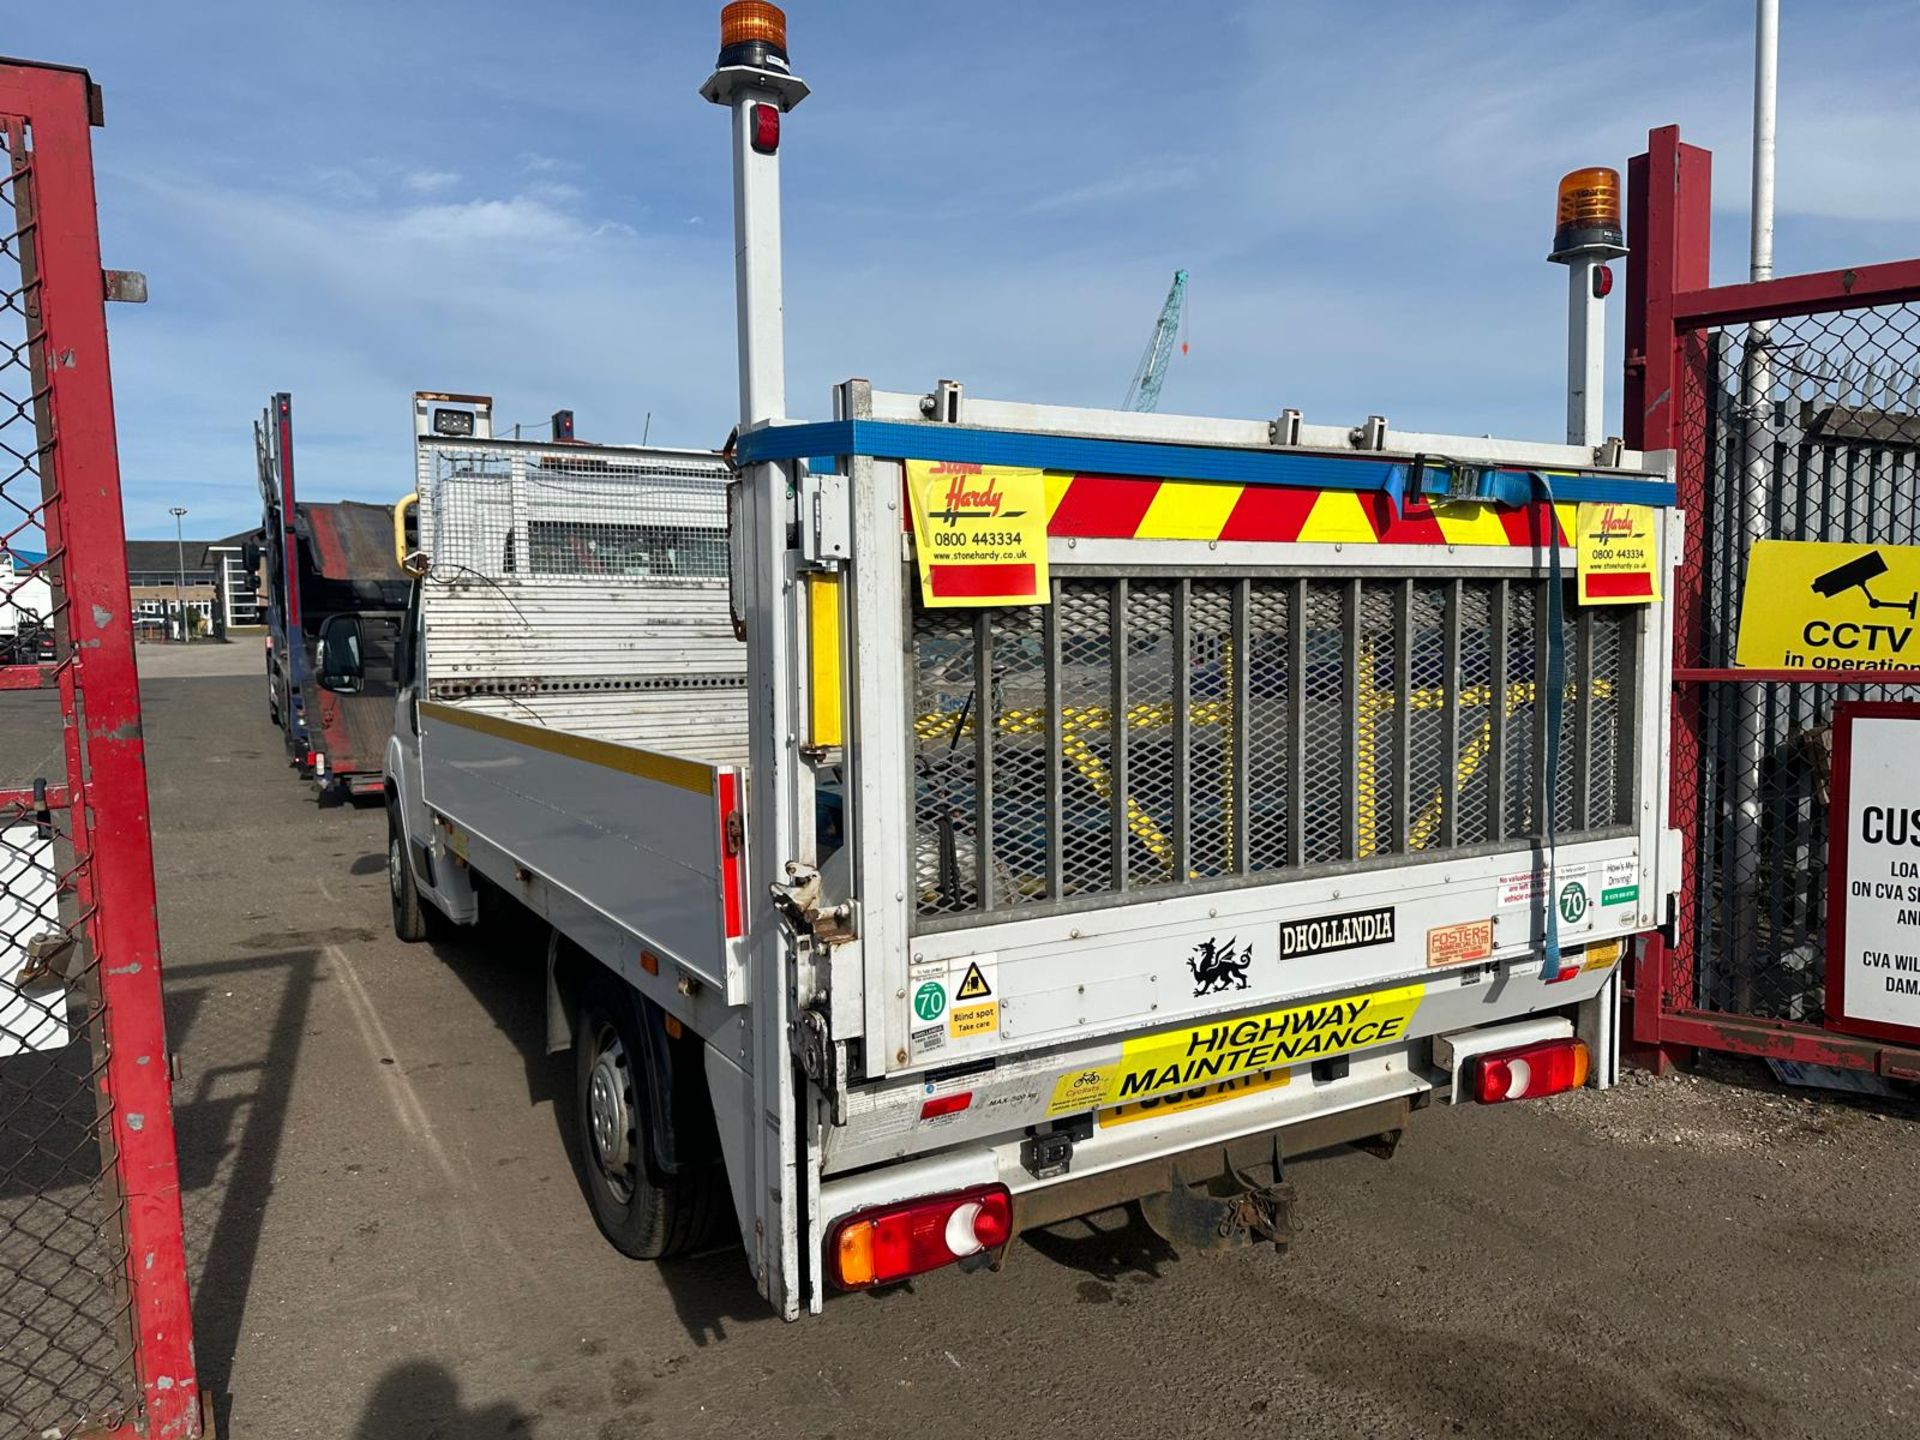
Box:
left=1046, top=982, right=1426, bottom=1116
left=905, top=460, right=1050, bottom=608
left=1575, top=502, right=1660, bottom=605
left=1736, top=539, right=1920, bottom=671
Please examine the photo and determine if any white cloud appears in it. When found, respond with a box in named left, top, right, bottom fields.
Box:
left=403, top=169, right=462, bottom=194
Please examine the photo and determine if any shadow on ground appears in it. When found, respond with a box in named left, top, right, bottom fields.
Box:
left=351, top=1359, right=535, bottom=1438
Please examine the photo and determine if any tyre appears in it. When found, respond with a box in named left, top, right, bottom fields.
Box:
left=572, top=976, right=726, bottom=1259
left=388, top=802, right=432, bottom=943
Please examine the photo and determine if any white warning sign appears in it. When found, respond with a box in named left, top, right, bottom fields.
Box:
left=1831, top=709, right=1920, bottom=1037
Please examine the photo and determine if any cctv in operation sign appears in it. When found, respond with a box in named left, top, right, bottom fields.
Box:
left=1736, top=539, right=1920, bottom=670
left=1826, top=702, right=1920, bottom=1044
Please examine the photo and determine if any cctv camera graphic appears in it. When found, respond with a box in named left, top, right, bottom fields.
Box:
left=1810, top=549, right=1918, bottom=619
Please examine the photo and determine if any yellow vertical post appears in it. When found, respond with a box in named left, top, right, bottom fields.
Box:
left=806, top=571, right=843, bottom=748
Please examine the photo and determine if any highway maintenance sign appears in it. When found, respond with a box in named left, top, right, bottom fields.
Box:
left=1735, top=540, right=1920, bottom=671
left=1574, top=502, right=1659, bottom=605
left=906, top=460, right=1050, bottom=608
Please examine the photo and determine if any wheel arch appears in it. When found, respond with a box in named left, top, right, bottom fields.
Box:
left=557, top=937, right=722, bottom=1179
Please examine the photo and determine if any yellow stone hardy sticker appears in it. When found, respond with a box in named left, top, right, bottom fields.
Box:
left=1575, top=502, right=1660, bottom=605
left=1736, top=540, right=1920, bottom=671
left=1047, top=982, right=1426, bottom=1116
left=905, top=460, right=1051, bottom=608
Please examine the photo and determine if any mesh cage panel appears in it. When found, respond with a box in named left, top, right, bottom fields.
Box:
left=1674, top=302, right=1920, bottom=1021
left=1186, top=582, right=1235, bottom=879
left=1503, top=580, right=1541, bottom=839
left=1123, top=582, right=1177, bottom=888
left=1057, top=580, right=1114, bottom=897
left=419, top=443, right=731, bottom=584
left=1, top=112, right=148, bottom=1437
left=1301, top=580, right=1348, bottom=866
left=1405, top=582, right=1447, bottom=853
left=1455, top=581, right=1496, bottom=846
left=1357, top=580, right=1399, bottom=858
left=912, top=567, right=1640, bottom=930
left=912, top=608, right=978, bottom=914
left=1554, top=596, right=1584, bottom=831
left=985, top=603, right=1049, bottom=909
left=1245, top=580, right=1293, bottom=872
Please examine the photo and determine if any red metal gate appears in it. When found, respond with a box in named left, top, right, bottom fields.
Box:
left=0, top=60, right=202, bottom=1438
left=1625, top=125, right=1920, bottom=1079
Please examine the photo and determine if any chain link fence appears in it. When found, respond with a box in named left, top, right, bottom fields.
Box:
left=1, top=63, right=200, bottom=1438
left=1675, top=302, right=1920, bottom=1024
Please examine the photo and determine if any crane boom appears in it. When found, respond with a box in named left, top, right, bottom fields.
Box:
left=1122, top=268, right=1188, bottom=412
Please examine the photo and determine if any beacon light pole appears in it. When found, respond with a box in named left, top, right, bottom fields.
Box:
left=1548, top=167, right=1629, bottom=450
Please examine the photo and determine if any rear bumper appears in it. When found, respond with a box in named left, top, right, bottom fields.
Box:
left=819, top=1047, right=1428, bottom=1237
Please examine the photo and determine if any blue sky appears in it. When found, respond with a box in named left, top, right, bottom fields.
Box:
left=16, top=1, right=1920, bottom=539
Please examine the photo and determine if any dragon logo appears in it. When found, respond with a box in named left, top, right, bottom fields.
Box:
left=1187, top=936, right=1254, bottom=997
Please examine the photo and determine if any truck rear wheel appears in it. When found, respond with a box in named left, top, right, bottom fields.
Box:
left=573, top=979, right=725, bottom=1259
left=388, top=804, right=432, bottom=943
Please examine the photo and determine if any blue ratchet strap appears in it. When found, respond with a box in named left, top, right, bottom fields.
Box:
left=1536, top=473, right=1565, bottom=981
left=1453, top=466, right=1566, bottom=979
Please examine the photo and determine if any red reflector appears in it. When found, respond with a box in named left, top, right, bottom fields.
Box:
left=1468, top=1038, right=1590, bottom=1103
left=830, top=1185, right=1012, bottom=1290
left=750, top=102, right=780, bottom=155
left=919, top=1090, right=971, bottom=1120
left=1592, top=263, right=1614, bottom=299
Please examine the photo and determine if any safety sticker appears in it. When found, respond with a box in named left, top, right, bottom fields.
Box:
left=1045, top=981, right=1425, bottom=1116
left=905, top=460, right=1051, bottom=609
left=1736, top=540, right=1920, bottom=671
left=1427, top=919, right=1494, bottom=968
left=912, top=980, right=947, bottom=1023
left=955, top=961, right=993, bottom=1001
left=949, top=1000, right=998, bottom=1039
left=1557, top=878, right=1591, bottom=925
left=906, top=953, right=1000, bottom=1050
left=1575, top=502, right=1660, bottom=605
left=1098, top=1067, right=1290, bottom=1127
left=1498, top=863, right=1588, bottom=909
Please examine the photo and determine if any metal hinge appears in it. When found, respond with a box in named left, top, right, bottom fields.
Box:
left=102, top=269, right=147, bottom=303
left=768, top=861, right=854, bottom=943
left=791, top=1008, right=848, bottom=1125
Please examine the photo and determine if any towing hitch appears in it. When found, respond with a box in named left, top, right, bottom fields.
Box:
left=1139, top=1153, right=1300, bottom=1254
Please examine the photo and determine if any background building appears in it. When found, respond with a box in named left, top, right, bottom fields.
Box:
left=124, top=529, right=260, bottom=639
left=0, top=543, right=52, bottom=644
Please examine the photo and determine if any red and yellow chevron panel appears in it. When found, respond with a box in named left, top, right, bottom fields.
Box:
left=1040, top=472, right=1573, bottom=548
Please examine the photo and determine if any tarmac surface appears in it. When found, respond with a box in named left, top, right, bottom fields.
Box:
left=27, top=643, right=1920, bottom=1437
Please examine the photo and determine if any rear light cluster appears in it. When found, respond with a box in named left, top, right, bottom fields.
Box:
left=830, top=1185, right=1011, bottom=1290
left=1467, top=1037, right=1589, bottom=1104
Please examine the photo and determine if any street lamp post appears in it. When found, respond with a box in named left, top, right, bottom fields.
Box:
left=169, top=505, right=189, bottom=644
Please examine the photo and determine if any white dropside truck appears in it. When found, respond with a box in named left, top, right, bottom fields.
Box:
left=383, top=9, right=1682, bottom=1319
